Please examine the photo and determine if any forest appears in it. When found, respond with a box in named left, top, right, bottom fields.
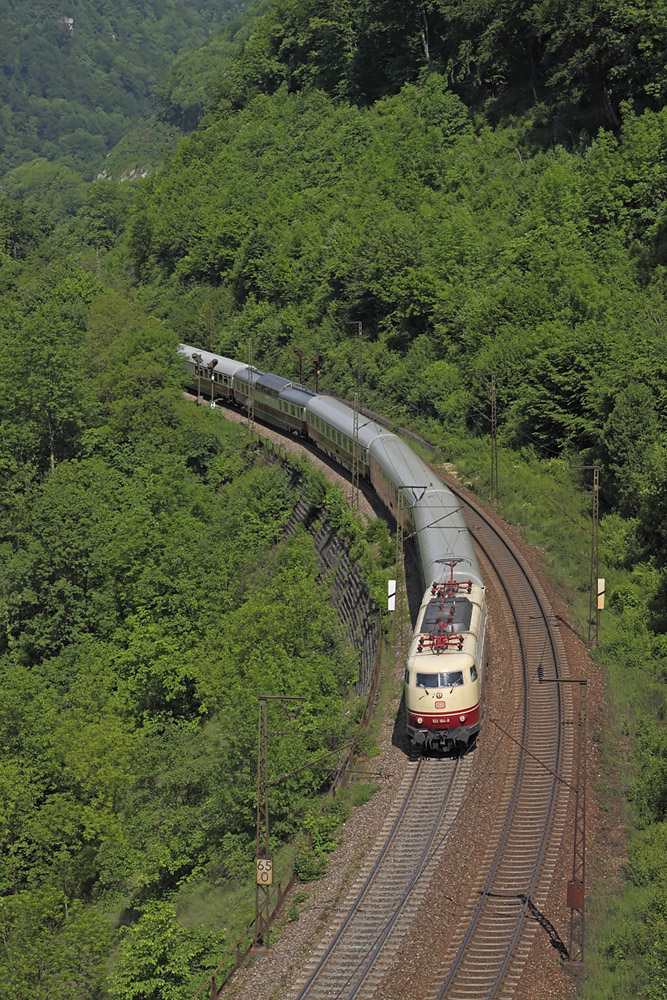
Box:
left=0, top=0, right=254, bottom=181
left=2, top=0, right=667, bottom=997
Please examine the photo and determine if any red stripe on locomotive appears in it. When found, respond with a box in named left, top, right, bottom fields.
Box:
left=408, top=701, right=481, bottom=730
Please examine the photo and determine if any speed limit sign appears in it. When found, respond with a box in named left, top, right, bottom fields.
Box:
left=256, top=858, right=274, bottom=885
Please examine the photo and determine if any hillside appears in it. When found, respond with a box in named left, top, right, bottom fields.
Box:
left=1, top=1, right=667, bottom=997
left=0, top=0, right=253, bottom=181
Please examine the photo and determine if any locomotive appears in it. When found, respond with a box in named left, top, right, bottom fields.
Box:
left=178, top=344, right=486, bottom=752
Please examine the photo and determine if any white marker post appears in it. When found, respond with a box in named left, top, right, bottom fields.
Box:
left=597, top=579, right=605, bottom=610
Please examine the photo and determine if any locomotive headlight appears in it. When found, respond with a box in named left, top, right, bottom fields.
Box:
left=416, top=716, right=423, bottom=724
left=459, top=715, right=466, bottom=723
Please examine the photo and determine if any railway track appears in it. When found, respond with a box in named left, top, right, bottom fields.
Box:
left=291, top=479, right=574, bottom=1000
left=426, top=481, right=574, bottom=999
left=199, top=402, right=575, bottom=999
left=292, top=754, right=472, bottom=1000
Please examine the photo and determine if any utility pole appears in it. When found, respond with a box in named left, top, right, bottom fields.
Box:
left=293, top=347, right=303, bottom=385
left=192, top=352, right=203, bottom=404
left=254, top=695, right=304, bottom=951
left=207, top=358, right=218, bottom=407
left=247, top=337, right=255, bottom=434
left=206, top=286, right=211, bottom=352
left=538, top=670, right=587, bottom=968
left=313, top=353, right=324, bottom=394
left=393, top=490, right=406, bottom=650
left=254, top=696, right=270, bottom=951
left=490, top=373, right=498, bottom=505
left=352, top=322, right=363, bottom=511
left=569, top=463, right=601, bottom=646
left=475, top=371, right=499, bottom=505
left=390, top=486, right=435, bottom=651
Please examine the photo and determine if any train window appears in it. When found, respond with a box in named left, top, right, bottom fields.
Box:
left=416, top=671, right=464, bottom=689
left=470, top=664, right=478, bottom=682
left=404, top=669, right=409, bottom=684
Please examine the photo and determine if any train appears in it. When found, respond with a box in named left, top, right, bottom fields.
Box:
left=178, top=344, right=486, bottom=753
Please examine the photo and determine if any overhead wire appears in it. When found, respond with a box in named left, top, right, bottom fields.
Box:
left=300, top=648, right=560, bottom=1000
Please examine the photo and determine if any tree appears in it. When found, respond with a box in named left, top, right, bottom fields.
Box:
left=0, top=304, right=95, bottom=475
left=108, top=901, right=213, bottom=1000
left=600, top=382, right=662, bottom=516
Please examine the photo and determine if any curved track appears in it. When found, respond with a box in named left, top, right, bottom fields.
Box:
left=292, top=755, right=471, bottom=1000
left=427, top=480, right=573, bottom=999
left=185, top=400, right=576, bottom=1000
left=291, top=476, right=573, bottom=1000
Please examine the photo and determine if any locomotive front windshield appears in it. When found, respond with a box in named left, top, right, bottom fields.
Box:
left=416, top=671, right=464, bottom=689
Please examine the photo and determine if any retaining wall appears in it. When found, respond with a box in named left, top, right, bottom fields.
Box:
left=283, top=496, right=381, bottom=696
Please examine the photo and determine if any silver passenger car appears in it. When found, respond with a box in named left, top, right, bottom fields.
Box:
left=305, top=395, right=392, bottom=477
left=177, top=344, right=246, bottom=401
left=368, top=434, right=483, bottom=590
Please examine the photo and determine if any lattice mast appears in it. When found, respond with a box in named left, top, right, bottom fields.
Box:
left=569, top=463, right=601, bottom=648
left=589, top=467, right=600, bottom=646
left=247, top=337, right=255, bottom=434
left=490, top=373, right=499, bottom=505
left=393, top=490, right=406, bottom=649
left=475, top=370, right=499, bottom=504
left=254, top=698, right=270, bottom=948
left=568, top=681, right=587, bottom=964
left=352, top=322, right=363, bottom=510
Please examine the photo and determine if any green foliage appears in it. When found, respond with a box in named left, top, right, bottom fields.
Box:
left=0, top=891, right=113, bottom=1000
left=0, top=264, right=101, bottom=482
left=0, top=0, right=254, bottom=180
left=5, top=2, right=667, bottom=994
left=108, top=900, right=213, bottom=1000
left=92, top=119, right=185, bottom=192
left=1, top=158, right=87, bottom=220
left=0, top=195, right=52, bottom=261
left=216, top=0, right=667, bottom=128
left=127, top=84, right=667, bottom=497
left=346, top=780, right=379, bottom=808
left=293, top=847, right=328, bottom=883
left=0, top=250, right=364, bottom=994
left=155, top=2, right=272, bottom=129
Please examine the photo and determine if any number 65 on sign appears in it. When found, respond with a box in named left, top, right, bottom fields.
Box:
left=256, top=858, right=273, bottom=885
